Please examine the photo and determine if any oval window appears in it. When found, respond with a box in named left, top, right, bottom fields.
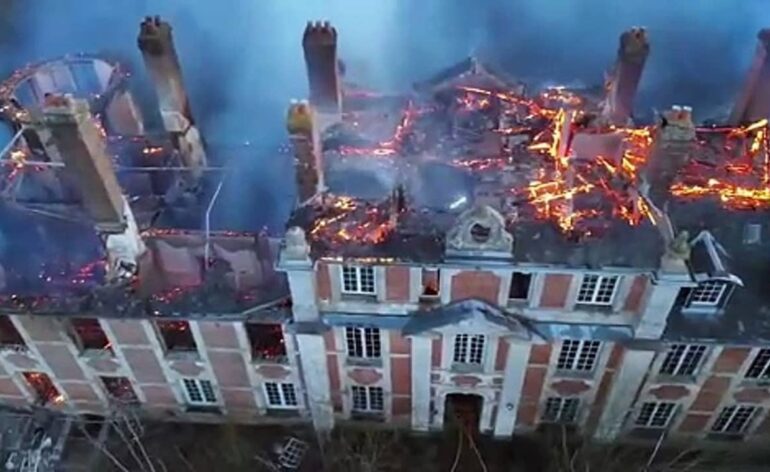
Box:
left=470, top=223, right=491, bottom=243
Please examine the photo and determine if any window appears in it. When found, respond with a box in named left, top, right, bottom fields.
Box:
left=711, top=405, right=758, bottom=435
left=576, top=274, right=619, bottom=305
left=345, top=327, right=381, bottom=359
left=743, top=223, right=761, bottom=245
left=421, top=269, right=440, bottom=298
left=264, top=382, right=298, bottom=408
left=351, top=385, right=384, bottom=412
left=508, top=272, right=532, bottom=301
left=70, top=318, right=111, bottom=352
left=22, top=372, right=61, bottom=404
left=0, top=316, right=24, bottom=347
left=100, top=376, right=139, bottom=403
left=659, top=344, right=706, bottom=377
left=746, top=349, right=770, bottom=380
left=687, top=281, right=727, bottom=307
left=542, top=397, right=580, bottom=424
left=636, top=402, right=677, bottom=428
left=453, top=334, right=485, bottom=365
left=556, top=340, right=601, bottom=372
left=156, top=320, right=197, bottom=353
left=341, top=266, right=375, bottom=295
left=182, top=378, right=217, bottom=406
left=246, top=323, right=286, bottom=362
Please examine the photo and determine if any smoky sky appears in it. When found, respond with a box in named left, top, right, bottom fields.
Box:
left=2, top=0, right=769, bottom=147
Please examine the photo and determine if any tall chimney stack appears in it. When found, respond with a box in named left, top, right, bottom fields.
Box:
left=729, top=29, right=770, bottom=125
left=138, top=16, right=206, bottom=177
left=601, top=27, right=650, bottom=126
left=287, top=100, right=323, bottom=203
left=303, top=21, right=342, bottom=124
left=40, top=95, right=126, bottom=233
left=643, top=105, right=696, bottom=207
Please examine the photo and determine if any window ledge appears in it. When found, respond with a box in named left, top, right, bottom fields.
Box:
left=185, top=405, right=222, bottom=414
left=351, top=411, right=385, bottom=422
left=552, top=369, right=596, bottom=380
left=251, top=356, right=289, bottom=366
left=574, top=304, right=616, bottom=314
left=0, top=344, right=28, bottom=353
left=340, top=294, right=377, bottom=303
left=79, top=349, right=115, bottom=360
left=451, top=363, right=484, bottom=375
left=266, top=408, right=300, bottom=418
left=346, top=357, right=383, bottom=368
left=654, top=374, right=698, bottom=385
left=165, top=350, right=201, bottom=361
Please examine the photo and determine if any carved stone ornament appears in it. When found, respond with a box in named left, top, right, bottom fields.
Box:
left=284, top=226, right=310, bottom=260
left=446, top=204, right=513, bottom=254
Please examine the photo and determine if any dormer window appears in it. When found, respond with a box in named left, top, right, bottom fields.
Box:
left=687, top=280, right=727, bottom=308
left=470, top=223, right=491, bottom=243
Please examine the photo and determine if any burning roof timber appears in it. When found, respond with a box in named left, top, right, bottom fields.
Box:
left=289, top=27, right=770, bottom=274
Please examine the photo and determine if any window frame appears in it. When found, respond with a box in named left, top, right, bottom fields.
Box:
left=155, top=320, right=198, bottom=354
left=263, top=382, right=299, bottom=409
left=351, top=385, right=384, bottom=413
left=687, top=280, right=728, bottom=308
left=635, top=401, right=677, bottom=429
left=556, top=339, right=602, bottom=372
left=420, top=268, right=441, bottom=299
left=508, top=272, right=532, bottom=301
left=341, top=266, right=376, bottom=295
left=659, top=344, right=707, bottom=377
left=541, top=397, right=580, bottom=424
left=0, top=316, right=25, bottom=348
left=711, top=405, right=758, bottom=435
left=345, top=326, right=381, bottom=360
left=746, top=348, right=770, bottom=380
left=245, top=322, right=287, bottom=363
left=69, top=317, right=112, bottom=353
left=100, top=376, right=139, bottom=404
left=576, top=274, right=619, bottom=306
left=181, top=378, right=217, bottom=406
left=452, top=334, right=486, bottom=366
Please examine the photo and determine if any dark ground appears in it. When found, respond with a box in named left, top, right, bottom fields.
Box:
left=60, top=419, right=770, bottom=472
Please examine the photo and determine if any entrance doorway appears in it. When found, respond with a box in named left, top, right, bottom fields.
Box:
left=444, top=393, right=483, bottom=433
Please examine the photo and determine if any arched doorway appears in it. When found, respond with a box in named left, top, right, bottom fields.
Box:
left=444, top=393, right=483, bottom=433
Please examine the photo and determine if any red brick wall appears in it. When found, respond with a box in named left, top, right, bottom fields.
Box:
left=35, top=344, right=86, bottom=381
left=539, top=274, right=572, bottom=309
left=123, top=348, right=168, bottom=383
left=386, top=266, right=410, bottom=302
left=623, top=276, right=647, bottom=314
left=209, top=351, right=250, bottom=388
left=393, top=396, right=411, bottom=416
left=391, top=357, right=411, bottom=396
left=107, top=320, right=149, bottom=345
left=141, top=385, right=177, bottom=406
left=221, top=389, right=256, bottom=410
left=529, top=344, right=552, bottom=365
left=327, top=353, right=341, bottom=404
left=450, top=271, right=501, bottom=304
left=689, top=375, right=730, bottom=413
left=495, top=339, right=509, bottom=371
left=679, top=413, right=711, bottom=433
left=0, top=377, right=25, bottom=399
left=199, top=322, right=240, bottom=349
left=323, top=329, right=336, bottom=351
left=59, top=382, right=100, bottom=402
left=516, top=345, right=549, bottom=427
left=712, top=347, right=751, bottom=374
left=586, top=370, right=616, bottom=431
left=316, top=262, right=331, bottom=300
left=431, top=337, right=442, bottom=368
left=390, top=332, right=410, bottom=355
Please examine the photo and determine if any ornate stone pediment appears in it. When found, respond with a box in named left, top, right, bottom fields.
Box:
left=446, top=205, right=513, bottom=255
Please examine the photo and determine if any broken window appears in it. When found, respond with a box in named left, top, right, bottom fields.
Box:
left=100, top=376, right=139, bottom=403
left=341, top=266, right=376, bottom=295
left=264, top=382, right=298, bottom=408
left=351, top=385, right=383, bottom=412
left=508, top=272, right=532, bottom=301
left=711, top=405, right=757, bottom=435
left=245, top=323, right=286, bottom=362
left=0, top=316, right=24, bottom=347
left=470, top=223, right=491, bottom=243
left=70, top=318, right=111, bottom=352
left=421, top=268, right=440, bottom=298
left=576, top=275, right=618, bottom=305
left=746, top=349, right=770, bottom=379
left=556, top=340, right=601, bottom=372
left=22, top=372, right=61, bottom=405
left=182, top=378, right=217, bottom=406
left=635, top=402, right=677, bottom=428
left=659, top=344, right=706, bottom=377
left=687, top=280, right=727, bottom=307
left=453, top=334, right=485, bottom=365
left=541, top=397, right=580, bottom=424
left=345, top=327, right=381, bottom=359
left=156, top=320, right=197, bottom=353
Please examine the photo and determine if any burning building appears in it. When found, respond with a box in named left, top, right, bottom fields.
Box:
left=1, top=19, right=770, bottom=446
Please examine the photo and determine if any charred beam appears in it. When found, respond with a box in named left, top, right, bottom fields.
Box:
left=601, top=27, right=650, bottom=126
